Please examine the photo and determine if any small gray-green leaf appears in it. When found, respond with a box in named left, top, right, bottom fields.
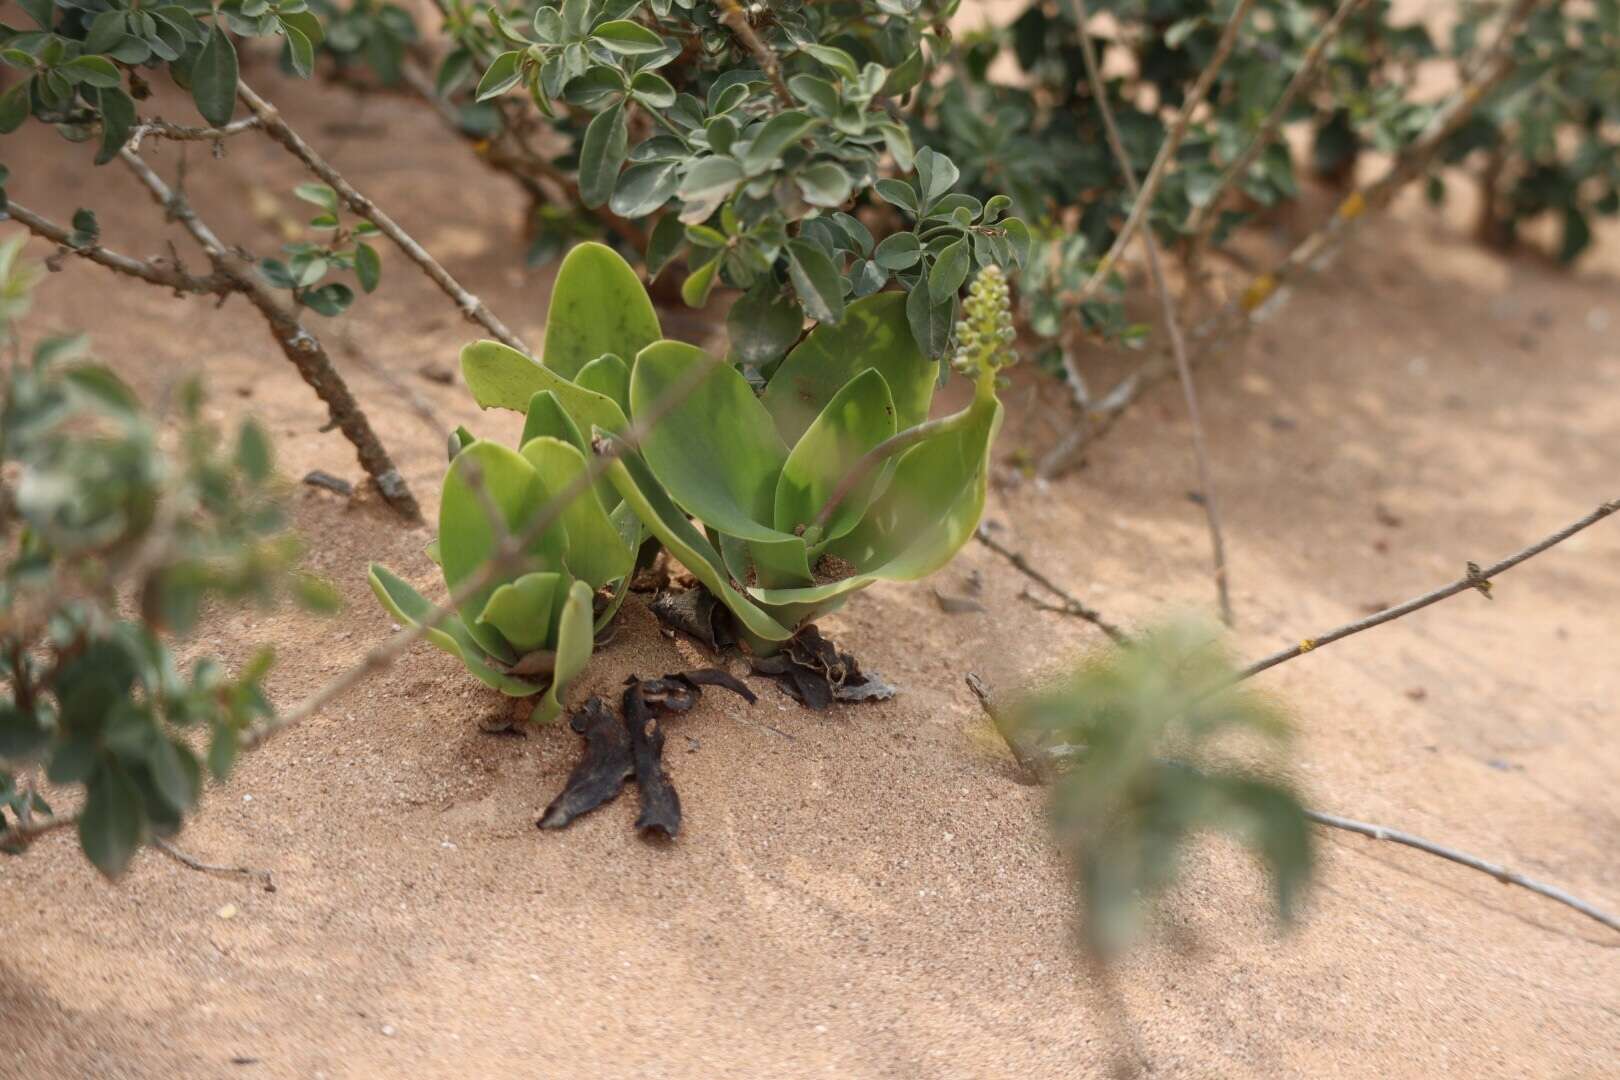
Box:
left=741, top=110, right=816, bottom=174
left=592, top=19, right=665, bottom=54
left=928, top=237, right=970, bottom=302
left=475, top=50, right=523, bottom=102
left=795, top=161, right=851, bottom=208
left=578, top=100, right=629, bottom=209
left=354, top=242, right=381, bottom=293
left=873, top=231, right=921, bottom=270
left=786, top=240, right=845, bottom=325
left=191, top=24, right=238, bottom=128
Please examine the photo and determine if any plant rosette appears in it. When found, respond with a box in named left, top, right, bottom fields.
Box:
left=369, top=244, right=656, bottom=723
left=460, top=243, right=1013, bottom=657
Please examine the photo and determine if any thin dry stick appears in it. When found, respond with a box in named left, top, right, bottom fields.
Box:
left=154, top=837, right=276, bottom=892
left=1066, top=0, right=1259, bottom=308
left=1233, top=497, right=1619, bottom=683
left=118, top=146, right=422, bottom=522
left=235, top=81, right=530, bottom=355
left=1306, top=810, right=1620, bottom=933
left=8, top=201, right=236, bottom=296
left=1038, top=0, right=1542, bottom=482
left=1065, top=0, right=1234, bottom=625
left=974, top=527, right=1129, bottom=644
left=127, top=115, right=263, bottom=151
left=1185, top=0, right=1372, bottom=245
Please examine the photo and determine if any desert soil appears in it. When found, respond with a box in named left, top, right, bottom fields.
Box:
left=2, top=67, right=1618, bottom=1080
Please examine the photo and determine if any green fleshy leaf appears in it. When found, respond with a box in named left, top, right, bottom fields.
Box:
left=760, top=291, right=935, bottom=446
left=478, top=571, right=562, bottom=652
left=530, top=580, right=595, bottom=725
left=773, top=367, right=897, bottom=540
left=573, top=353, right=630, bottom=415
left=461, top=340, right=629, bottom=434
left=521, top=388, right=588, bottom=453
left=519, top=435, right=634, bottom=588
left=541, top=242, right=661, bottom=380
left=438, top=441, right=566, bottom=663
left=756, top=398, right=1000, bottom=607
left=368, top=565, right=543, bottom=695
left=631, top=340, right=792, bottom=542
left=600, top=446, right=794, bottom=647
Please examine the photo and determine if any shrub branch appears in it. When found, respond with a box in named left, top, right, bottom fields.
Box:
left=118, top=146, right=422, bottom=522
left=1065, top=0, right=1235, bottom=625
left=235, top=81, right=531, bottom=355
left=7, top=201, right=236, bottom=297
left=1065, top=0, right=1259, bottom=308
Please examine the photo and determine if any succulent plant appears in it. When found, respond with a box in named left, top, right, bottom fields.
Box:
left=369, top=245, right=657, bottom=724
left=445, top=241, right=1012, bottom=669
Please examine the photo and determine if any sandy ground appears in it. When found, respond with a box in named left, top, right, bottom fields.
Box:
left=2, top=69, right=1619, bottom=1079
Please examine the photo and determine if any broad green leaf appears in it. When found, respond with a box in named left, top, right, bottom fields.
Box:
left=761, top=291, right=935, bottom=445
left=727, top=281, right=803, bottom=367
left=801, top=43, right=858, bottom=80
left=629, top=70, right=676, bottom=107
left=787, top=73, right=839, bottom=115
left=773, top=367, right=897, bottom=539
left=368, top=565, right=542, bottom=695
left=632, top=341, right=793, bottom=541
left=756, top=399, right=999, bottom=607
left=592, top=19, right=665, bottom=53
left=573, top=353, right=630, bottom=413
left=191, top=24, right=238, bottom=128
left=541, top=242, right=661, bottom=380
left=786, top=239, right=845, bottom=325
left=79, top=761, right=145, bottom=879
left=520, top=435, right=634, bottom=587
left=478, top=571, right=562, bottom=652
left=600, top=447, right=793, bottom=645
left=462, top=340, right=631, bottom=433
left=438, top=441, right=566, bottom=662
left=517, top=388, right=579, bottom=447
left=578, top=100, right=629, bottom=209
left=530, top=580, right=595, bottom=725
left=914, top=146, right=960, bottom=208
left=279, top=9, right=324, bottom=46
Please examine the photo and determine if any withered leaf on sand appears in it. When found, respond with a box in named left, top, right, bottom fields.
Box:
left=650, top=587, right=736, bottom=652
left=751, top=626, right=896, bottom=709
left=538, top=670, right=757, bottom=836
left=537, top=696, right=633, bottom=830
left=623, top=680, right=681, bottom=838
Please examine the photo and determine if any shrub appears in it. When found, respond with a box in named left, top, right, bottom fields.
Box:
left=0, top=239, right=334, bottom=877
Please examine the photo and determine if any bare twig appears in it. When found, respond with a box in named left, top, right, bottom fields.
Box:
left=1065, top=0, right=1259, bottom=308
left=236, top=81, right=530, bottom=355
left=154, top=837, right=276, bottom=892
left=974, top=526, right=1130, bottom=644
left=1185, top=0, right=1372, bottom=247
left=7, top=201, right=235, bottom=297
left=967, top=668, right=1620, bottom=937
left=965, top=672, right=1051, bottom=783
left=1233, top=497, right=1619, bottom=684
left=118, top=147, right=422, bottom=522
left=714, top=0, right=794, bottom=105
left=1307, top=810, right=1620, bottom=933
left=1064, top=0, right=1234, bottom=625
left=128, top=115, right=263, bottom=152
